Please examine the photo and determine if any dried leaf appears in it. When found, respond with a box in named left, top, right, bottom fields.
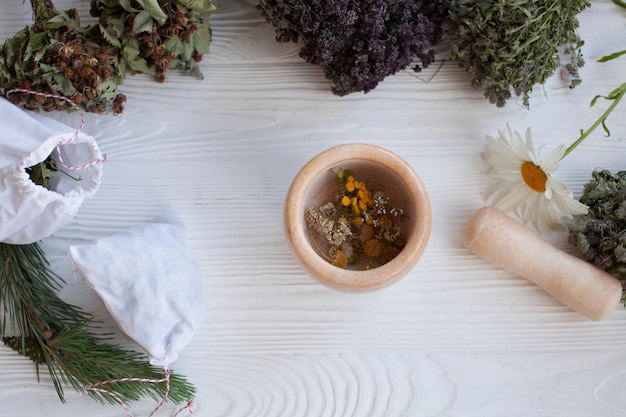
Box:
left=98, top=23, right=122, bottom=48
left=135, top=0, right=167, bottom=23
left=192, top=24, right=212, bottom=55
left=132, top=10, right=154, bottom=34
left=177, top=0, right=216, bottom=13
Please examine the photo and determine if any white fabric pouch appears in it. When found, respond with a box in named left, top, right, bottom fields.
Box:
left=0, top=98, right=103, bottom=244
left=68, top=207, right=205, bottom=368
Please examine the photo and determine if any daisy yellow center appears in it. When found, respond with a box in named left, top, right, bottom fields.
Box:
left=520, top=161, right=547, bottom=192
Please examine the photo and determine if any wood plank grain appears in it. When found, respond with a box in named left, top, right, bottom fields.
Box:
left=2, top=0, right=626, bottom=416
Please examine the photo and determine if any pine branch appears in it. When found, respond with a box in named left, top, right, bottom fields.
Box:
left=0, top=242, right=196, bottom=405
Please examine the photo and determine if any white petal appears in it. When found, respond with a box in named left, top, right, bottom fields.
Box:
left=546, top=176, right=573, bottom=198
left=540, top=145, right=565, bottom=174
left=492, top=183, right=535, bottom=214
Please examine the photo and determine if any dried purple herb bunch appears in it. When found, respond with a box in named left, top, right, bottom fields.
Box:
left=257, top=0, right=451, bottom=96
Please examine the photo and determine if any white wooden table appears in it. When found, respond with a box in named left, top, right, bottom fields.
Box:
left=3, top=1, right=626, bottom=415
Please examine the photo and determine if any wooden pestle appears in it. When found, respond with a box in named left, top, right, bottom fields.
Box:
left=464, top=206, right=623, bottom=321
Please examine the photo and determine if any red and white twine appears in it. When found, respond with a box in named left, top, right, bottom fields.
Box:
left=85, top=368, right=194, bottom=417
left=5, top=88, right=107, bottom=170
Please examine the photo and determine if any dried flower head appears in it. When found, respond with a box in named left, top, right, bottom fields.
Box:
left=483, top=125, right=588, bottom=232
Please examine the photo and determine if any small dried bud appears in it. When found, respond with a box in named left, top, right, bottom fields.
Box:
left=95, top=46, right=117, bottom=65
left=90, top=74, right=102, bottom=88
left=84, top=87, right=97, bottom=100
left=155, top=68, right=165, bottom=83
left=84, top=56, right=98, bottom=67
left=72, top=42, right=83, bottom=55
left=18, top=80, right=31, bottom=90
left=58, top=44, right=73, bottom=61
left=79, top=66, right=94, bottom=77
left=97, top=65, right=111, bottom=79
left=113, top=94, right=127, bottom=114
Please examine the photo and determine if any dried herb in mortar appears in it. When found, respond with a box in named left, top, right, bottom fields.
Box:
left=305, top=168, right=406, bottom=269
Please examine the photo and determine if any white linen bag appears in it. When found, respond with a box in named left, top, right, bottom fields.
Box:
left=68, top=207, right=205, bottom=369
left=0, top=98, right=103, bottom=244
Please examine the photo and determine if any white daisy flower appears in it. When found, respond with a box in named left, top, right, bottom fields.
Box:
left=483, top=124, right=588, bottom=232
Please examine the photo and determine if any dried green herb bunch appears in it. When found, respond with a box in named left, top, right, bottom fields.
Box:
left=569, top=170, right=626, bottom=296
left=0, top=1, right=126, bottom=114
left=442, top=0, right=589, bottom=107
left=305, top=168, right=407, bottom=270
left=257, top=0, right=450, bottom=96
left=90, top=0, right=215, bottom=83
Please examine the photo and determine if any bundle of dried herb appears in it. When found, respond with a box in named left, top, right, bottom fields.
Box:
left=569, top=170, right=626, bottom=298
left=257, top=0, right=450, bottom=96
left=90, top=0, right=215, bottom=83
left=442, top=0, right=589, bottom=107
left=0, top=0, right=215, bottom=113
left=0, top=0, right=127, bottom=114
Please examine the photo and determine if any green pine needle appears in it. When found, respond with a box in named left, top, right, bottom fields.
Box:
left=0, top=242, right=196, bottom=405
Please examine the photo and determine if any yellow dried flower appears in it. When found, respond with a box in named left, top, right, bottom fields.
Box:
left=332, top=250, right=348, bottom=268
left=384, top=246, right=401, bottom=262
left=378, top=215, right=391, bottom=226
left=345, top=180, right=355, bottom=192
left=364, top=239, right=384, bottom=259
left=360, top=224, right=374, bottom=241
